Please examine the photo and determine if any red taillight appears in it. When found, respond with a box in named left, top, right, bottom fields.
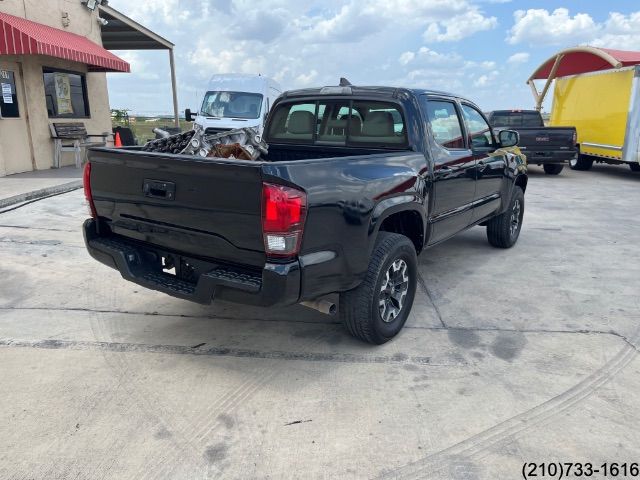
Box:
left=262, top=182, right=307, bottom=258
left=83, top=162, right=97, bottom=218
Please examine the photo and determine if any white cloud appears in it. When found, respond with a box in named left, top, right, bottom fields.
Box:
left=507, top=52, right=530, bottom=64
left=301, top=4, right=382, bottom=43
left=186, top=42, right=267, bottom=76
left=296, top=70, right=318, bottom=86
left=399, top=51, right=415, bottom=66
left=474, top=75, right=490, bottom=87
left=397, top=46, right=459, bottom=68
left=113, top=51, right=160, bottom=80
left=473, top=70, right=499, bottom=88
left=507, top=8, right=597, bottom=45
left=105, top=0, right=524, bottom=114
left=423, top=9, right=498, bottom=42
left=507, top=8, right=640, bottom=50
left=591, top=11, right=640, bottom=50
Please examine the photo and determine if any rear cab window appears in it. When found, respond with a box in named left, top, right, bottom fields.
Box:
left=490, top=111, right=543, bottom=128
left=266, top=99, right=408, bottom=148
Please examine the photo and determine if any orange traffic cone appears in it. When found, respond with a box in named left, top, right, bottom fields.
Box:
left=114, top=131, right=123, bottom=147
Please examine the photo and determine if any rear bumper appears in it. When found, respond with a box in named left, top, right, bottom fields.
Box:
left=83, top=219, right=301, bottom=307
left=520, top=149, right=577, bottom=164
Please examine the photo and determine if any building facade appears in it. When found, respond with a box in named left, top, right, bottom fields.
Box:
left=0, top=0, right=127, bottom=176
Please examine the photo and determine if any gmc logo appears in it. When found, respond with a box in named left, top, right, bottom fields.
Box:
left=536, top=136, right=550, bottom=142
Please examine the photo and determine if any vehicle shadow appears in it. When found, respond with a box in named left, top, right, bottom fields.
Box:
left=587, top=163, right=640, bottom=181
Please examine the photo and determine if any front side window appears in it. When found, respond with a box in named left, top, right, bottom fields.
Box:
left=43, top=68, right=89, bottom=118
left=461, top=104, right=493, bottom=149
left=200, top=91, right=263, bottom=119
left=424, top=99, right=465, bottom=149
left=266, top=99, right=407, bottom=147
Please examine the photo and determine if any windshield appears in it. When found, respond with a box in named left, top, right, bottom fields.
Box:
left=199, top=91, right=263, bottom=119
left=490, top=111, right=542, bottom=128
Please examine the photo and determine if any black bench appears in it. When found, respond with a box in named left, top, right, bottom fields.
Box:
left=49, top=122, right=110, bottom=168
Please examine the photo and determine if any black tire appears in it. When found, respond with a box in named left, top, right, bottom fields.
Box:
left=630, top=163, right=640, bottom=172
left=339, top=232, right=417, bottom=345
left=543, top=164, right=564, bottom=175
left=486, top=186, right=524, bottom=249
left=569, top=155, right=593, bottom=171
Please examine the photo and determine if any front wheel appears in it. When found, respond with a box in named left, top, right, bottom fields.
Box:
left=486, top=186, right=524, bottom=248
left=340, top=232, right=417, bottom=344
left=543, top=164, right=564, bottom=175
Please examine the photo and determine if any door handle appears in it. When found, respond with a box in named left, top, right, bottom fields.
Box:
left=143, top=179, right=176, bottom=200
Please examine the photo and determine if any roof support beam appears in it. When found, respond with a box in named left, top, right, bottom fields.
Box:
left=169, top=48, right=179, bottom=128
left=529, top=53, right=564, bottom=111
left=99, top=5, right=179, bottom=128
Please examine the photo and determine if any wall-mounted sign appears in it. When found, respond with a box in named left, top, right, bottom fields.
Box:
left=53, top=72, right=74, bottom=115
left=0, top=69, right=19, bottom=118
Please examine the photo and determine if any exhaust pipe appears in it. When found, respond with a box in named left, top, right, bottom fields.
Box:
left=299, top=299, right=337, bottom=316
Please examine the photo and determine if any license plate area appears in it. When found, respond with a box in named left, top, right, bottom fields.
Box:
left=160, top=254, right=198, bottom=283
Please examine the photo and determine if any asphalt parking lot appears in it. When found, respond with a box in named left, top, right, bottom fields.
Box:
left=0, top=164, right=639, bottom=480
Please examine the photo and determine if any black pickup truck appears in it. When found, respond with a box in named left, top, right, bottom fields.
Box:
left=487, top=109, right=576, bottom=175
left=83, top=85, right=527, bottom=344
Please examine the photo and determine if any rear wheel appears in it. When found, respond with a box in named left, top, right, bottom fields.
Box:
left=630, top=163, right=640, bottom=172
left=570, top=155, right=593, bottom=171
left=486, top=186, right=524, bottom=249
left=340, top=232, right=417, bottom=344
left=543, top=164, right=564, bottom=175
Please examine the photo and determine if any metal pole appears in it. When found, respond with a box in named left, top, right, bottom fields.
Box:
left=527, top=80, right=541, bottom=111
left=536, top=54, right=564, bottom=112
left=169, top=48, right=180, bottom=128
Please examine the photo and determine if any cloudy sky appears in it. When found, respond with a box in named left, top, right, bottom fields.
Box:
left=105, top=0, right=640, bottom=116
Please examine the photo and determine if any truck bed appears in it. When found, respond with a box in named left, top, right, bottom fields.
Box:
left=88, top=144, right=412, bottom=268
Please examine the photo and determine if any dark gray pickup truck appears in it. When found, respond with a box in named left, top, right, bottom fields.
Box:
left=487, top=109, right=577, bottom=175
left=83, top=85, right=527, bottom=344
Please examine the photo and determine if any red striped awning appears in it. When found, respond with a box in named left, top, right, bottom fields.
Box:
left=0, top=12, right=130, bottom=72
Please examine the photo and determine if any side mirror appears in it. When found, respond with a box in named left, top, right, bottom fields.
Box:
left=185, top=108, right=196, bottom=122
left=499, top=129, right=519, bottom=148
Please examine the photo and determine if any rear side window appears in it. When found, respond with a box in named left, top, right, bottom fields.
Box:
left=266, top=99, right=407, bottom=147
left=425, top=100, right=465, bottom=149
left=267, top=102, right=316, bottom=142
left=461, top=104, right=494, bottom=149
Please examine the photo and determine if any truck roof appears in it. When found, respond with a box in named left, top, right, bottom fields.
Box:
left=281, top=85, right=464, bottom=101
left=489, top=109, right=539, bottom=114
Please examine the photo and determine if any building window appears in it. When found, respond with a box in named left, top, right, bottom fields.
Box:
left=43, top=68, right=90, bottom=118
left=0, top=69, right=20, bottom=118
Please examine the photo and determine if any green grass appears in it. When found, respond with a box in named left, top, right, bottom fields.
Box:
left=112, top=117, right=193, bottom=145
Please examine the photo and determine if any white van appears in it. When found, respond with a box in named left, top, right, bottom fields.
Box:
left=185, top=74, right=282, bottom=136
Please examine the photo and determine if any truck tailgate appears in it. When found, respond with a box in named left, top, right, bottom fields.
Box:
left=516, top=127, right=575, bottom=150
left=88, top=148, right=266, bottom=267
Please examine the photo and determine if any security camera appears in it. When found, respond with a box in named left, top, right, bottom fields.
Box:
left=97, top=16, right=108, bottom=26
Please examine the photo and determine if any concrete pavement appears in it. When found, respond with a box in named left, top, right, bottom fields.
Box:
left=0, top=163, right=638, bottom=479
left=0, top=166, right=82, bottom=209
